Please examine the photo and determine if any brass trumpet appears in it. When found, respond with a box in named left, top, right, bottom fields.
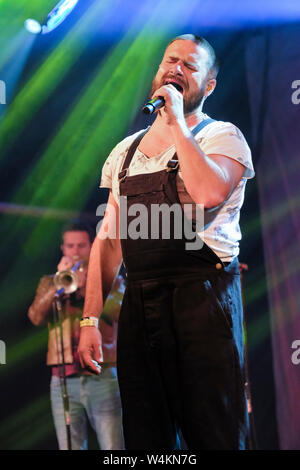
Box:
left=54, top=269, right=79, bottom=294
left=54, top=257, right=87, bottom=295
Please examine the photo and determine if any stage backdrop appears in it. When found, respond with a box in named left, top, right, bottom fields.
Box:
left=246, top=24, right=300, bottom=450
left=2, top=0, right=298, bottom=449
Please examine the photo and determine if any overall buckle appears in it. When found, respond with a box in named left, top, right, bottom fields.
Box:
left=118, top=169, right=128, bottom=183
left=166, top=160, right=179, bottom=172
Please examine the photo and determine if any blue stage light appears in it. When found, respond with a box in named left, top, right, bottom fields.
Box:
left=24, top=0, right=79, bottom=35
left=24, top=19, right=42, bottom=35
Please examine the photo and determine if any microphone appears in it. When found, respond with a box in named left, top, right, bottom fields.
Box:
left=142, top=83, right=183, bottom=115
left=142, top=96, right=165, bottom=115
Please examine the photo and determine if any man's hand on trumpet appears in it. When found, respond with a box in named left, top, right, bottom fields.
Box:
left=57, top=255, right=74, bottom=272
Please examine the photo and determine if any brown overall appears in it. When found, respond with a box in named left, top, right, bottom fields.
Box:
left=116, top=120, right=248, bottom=450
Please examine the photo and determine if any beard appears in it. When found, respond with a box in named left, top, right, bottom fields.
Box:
left=150, top=74, right=205, bottom=115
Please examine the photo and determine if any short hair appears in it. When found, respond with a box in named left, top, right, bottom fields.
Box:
left=167, top=34, right=219, bottom=78
left=62, top=219, right=94, bottom=244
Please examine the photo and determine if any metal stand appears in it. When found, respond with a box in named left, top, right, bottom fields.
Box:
left=239, top=263, right=258, bottom=450
left=244, top=344, right=258, bottom=450
left=52, top=296, right=72, bottom=450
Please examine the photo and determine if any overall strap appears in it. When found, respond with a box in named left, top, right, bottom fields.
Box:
left=118, top=128, right=149, bottom=182
left=166, top=118, right=216, bottom=171
left=191, top=117, right=215, bottom=136
left=119, top=118, right=216, bottom=180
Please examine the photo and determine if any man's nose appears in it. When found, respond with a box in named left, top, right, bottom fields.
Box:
left=170, top=61, right=184, bottom=76
left=72, top=247, right=80, bottom=258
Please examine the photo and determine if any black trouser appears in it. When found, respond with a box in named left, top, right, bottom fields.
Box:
left=117, top=258, right=248, bottom=450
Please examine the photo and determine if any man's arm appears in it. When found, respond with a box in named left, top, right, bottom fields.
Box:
left=28, top=276, right=56, bottom=326
left=78, top=191, right=122, bottom=374
left=155, top=84, right=246, bottom=209
left=172, top=123, right=245, bottom=208
left=28, top=256, right=85, bottom=326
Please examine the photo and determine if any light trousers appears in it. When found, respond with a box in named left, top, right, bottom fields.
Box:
left=50, top=367, right=124, bottom=450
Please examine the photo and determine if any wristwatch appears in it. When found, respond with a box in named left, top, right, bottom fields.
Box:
left=80, top=316, right=99, bottom=328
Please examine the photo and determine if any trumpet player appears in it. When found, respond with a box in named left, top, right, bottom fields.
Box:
left=28, top=220, right=124, bottom=450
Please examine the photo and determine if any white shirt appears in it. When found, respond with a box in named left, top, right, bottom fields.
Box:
left=100, top=115, right=254, bottom=261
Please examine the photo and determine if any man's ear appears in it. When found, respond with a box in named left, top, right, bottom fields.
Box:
left=205, top=78, right=217, bottom=97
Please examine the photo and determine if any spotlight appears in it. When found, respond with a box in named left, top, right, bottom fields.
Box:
left=24, top=0, right=80, bottom=35
left=24, top=19, right=42, bottom=35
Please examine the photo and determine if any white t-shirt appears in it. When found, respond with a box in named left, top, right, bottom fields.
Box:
left=100, top=114, right=254, bottom=261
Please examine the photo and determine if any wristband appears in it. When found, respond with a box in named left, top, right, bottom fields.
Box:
left=80, top=316, right=99, bottom=328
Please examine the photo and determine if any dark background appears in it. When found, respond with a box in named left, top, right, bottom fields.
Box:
left=0, top=1, right=285, bottom=450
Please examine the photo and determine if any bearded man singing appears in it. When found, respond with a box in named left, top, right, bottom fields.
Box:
left=78, top=34, right=255, bottom=450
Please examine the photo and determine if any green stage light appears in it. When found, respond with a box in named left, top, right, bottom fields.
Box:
left=0, top=0, right=112, bottom=156
left=0, top=395, right=53, bottom=450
